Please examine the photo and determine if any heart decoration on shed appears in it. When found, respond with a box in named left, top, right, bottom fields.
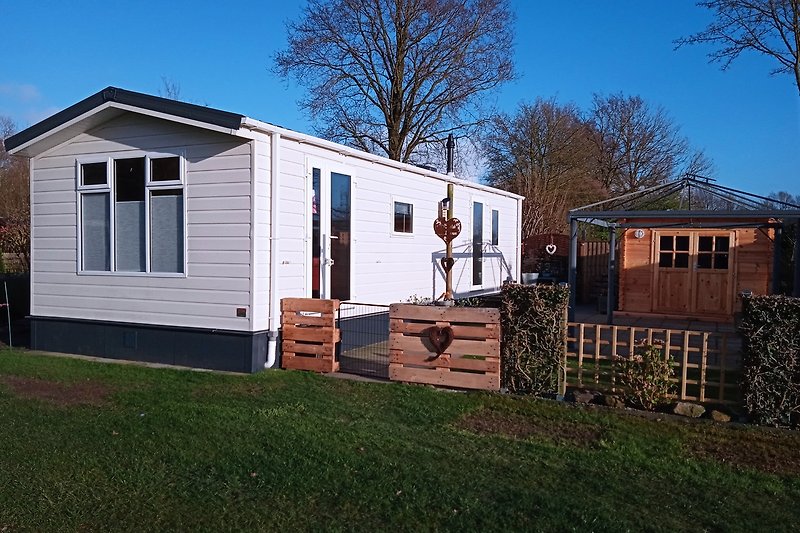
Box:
left=433, top=217, right=462, bottom=244
left=427, top=325, right=455, bottom=357
left=440, top=257, right=455, bottom=273
left=545, top=243, right=557, bottom=255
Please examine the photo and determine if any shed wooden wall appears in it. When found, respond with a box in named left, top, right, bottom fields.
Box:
left=618, top=223, right=773, bottom=318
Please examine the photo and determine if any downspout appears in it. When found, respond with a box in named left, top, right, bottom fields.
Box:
left=266, top=132, right=282, bottom=368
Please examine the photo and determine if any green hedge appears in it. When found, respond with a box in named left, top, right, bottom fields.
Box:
left=499, top=284, right=569, bottom=395
left=739, top=295, right=800, bottom=426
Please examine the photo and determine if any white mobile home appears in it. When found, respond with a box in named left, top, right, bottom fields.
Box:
left=5, top=87, right=522, bottom=372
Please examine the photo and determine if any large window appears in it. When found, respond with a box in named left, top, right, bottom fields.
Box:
left=393, top=201, right=413, bottom=233
left=78, top=154, right=185, bottom=274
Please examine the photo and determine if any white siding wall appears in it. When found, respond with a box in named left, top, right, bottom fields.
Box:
left=32, top=113, right=255, bottom=331
left=275, top=137, right=520, bottom=304
left=252, top=136, right=271, bottom=331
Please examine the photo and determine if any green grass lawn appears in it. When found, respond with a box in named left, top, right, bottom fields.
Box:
left=1, top=350, right=799, bottom=532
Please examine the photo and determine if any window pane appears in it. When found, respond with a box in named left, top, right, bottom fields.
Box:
left=116, top=158, right=145, bottom=201
left=151, top=157, right=180, bottom=182
left=81, top=193, right=110, bottom=271
left=659, top=235, right=673, bottom=251
left=491, top=209, right=499, bottom=246
left=714, top=253, right=729, bottom=270
left=115, top=158, right=145, bottom=272
left=151, top=190, right=184, bottom=273
left=330, top=172, right=351, bottom=300
left=674, top=252, right=689, bottom=268
left=82, top=162, right=107, bottom=186
left=394, top=202, right=413, bottom=233
left=473, top=202, right=483, bottom=285
left=716, top=236, right=730, bottom=252
left=675, top=236, right=690, bottom=251
left=698, top=236, right=713, bottom=252
left=697, top=253, right=712, bottom=269
left=658, top=252, right=672, bottom=268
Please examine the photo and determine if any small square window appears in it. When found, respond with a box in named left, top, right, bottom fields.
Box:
left=698, top=236, right=713, bottom=252
left=394, top=201, right=413, bottom=233
left=659, top=252, right=673, bottom=268
left=697, top=254, right=712, bottom=269
left=714, top=253, right=729, bottom=270
left=716, top=236, right=730, bottom=252
left=675, top=236, right=690, bottom=251
left=81, top=162, right=107, bottom=186
left=674, top=253, right=689, bottom=268
left=659, top=236, right=673, bottom=251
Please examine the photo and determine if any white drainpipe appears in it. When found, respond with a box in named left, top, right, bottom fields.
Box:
left=266, top=131, right=282, bottom=368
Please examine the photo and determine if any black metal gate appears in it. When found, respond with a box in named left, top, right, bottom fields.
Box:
left=336, top=302, right=390, bottom=379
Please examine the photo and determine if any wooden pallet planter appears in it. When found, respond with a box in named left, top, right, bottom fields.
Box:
left=281, top=298, right=341, bottom=373
left=565, top=322, right=741, bottom=404
left=389, top=304, right=501, bottom=391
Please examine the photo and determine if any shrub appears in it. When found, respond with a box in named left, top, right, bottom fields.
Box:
left=616, top=343, right=674, bottom=411
left=499, top=283, right=569, bottom=395
left=739, top=295, right=800, bottom=427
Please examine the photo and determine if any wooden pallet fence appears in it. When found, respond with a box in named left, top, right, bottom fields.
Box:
left=281, top=298, right=341, bottom=373
left=565, top=322, right=741, bottom=404
left=388, top=304, right=501, bottom=391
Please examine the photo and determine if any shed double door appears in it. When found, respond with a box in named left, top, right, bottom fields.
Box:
left=652, top=231, right=734, bottom=316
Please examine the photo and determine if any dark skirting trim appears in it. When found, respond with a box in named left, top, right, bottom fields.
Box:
left=31, top=316, right=272, bottom=373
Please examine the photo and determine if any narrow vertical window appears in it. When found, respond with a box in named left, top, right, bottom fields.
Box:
left=491, top=209, right=499, bottom=245
left=114, top=157, right=146, bottom=272
left=473, top=201, right=483, bottom=285
left=150, top=189, right=184, bottom=273
left=393, top=201, right=413, bottom=233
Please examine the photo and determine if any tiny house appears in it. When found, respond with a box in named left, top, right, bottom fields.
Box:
left=4, top=87, right=522, bottom=372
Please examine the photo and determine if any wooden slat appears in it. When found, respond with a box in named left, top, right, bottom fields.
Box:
left=282, top=341, right=335, bottom=356
left=389, top=365, right=500, bottom=391
left=282, top=354, right=340, bottom=373
left=283, top=325, right=340, bottom=343
left=281, top=298, right=340, bottom=313
left=389, top=304, right=500, bottom=324
left=389, top=351, right=500, bottom=372
left=389, top=336, right=499, bottom=357
left=388, top=320, right=499, bottom=339
left=281, top=312, right=335, bottom=327
left=577, top=323, right=585, bottom=387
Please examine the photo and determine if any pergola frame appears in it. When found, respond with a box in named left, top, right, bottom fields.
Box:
left=567, top=177, right=800, bottom=323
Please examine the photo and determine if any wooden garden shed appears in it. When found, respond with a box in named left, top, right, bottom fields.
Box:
left=567, top=177, right=800, bottom=323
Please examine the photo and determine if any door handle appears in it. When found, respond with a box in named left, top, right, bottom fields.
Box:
left=325, top=259, right=335, bottom=266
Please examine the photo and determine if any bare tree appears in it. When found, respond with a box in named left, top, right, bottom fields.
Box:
left=0, top=117, right=30, bottom=271
left=675, top=0, right=800, bottom=94
left=158, top=77, right=183, bottom=101
left=589, top=93, right=698, bottom=196
left=482, top=99, right=603, bottom=237
left=274, top=0, right=515, bottom=163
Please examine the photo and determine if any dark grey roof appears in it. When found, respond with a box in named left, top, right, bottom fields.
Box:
left=3, top=86, right=245, bottom=152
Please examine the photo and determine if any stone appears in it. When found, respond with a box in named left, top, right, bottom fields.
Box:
left=570, top=389, right=601, bottom=404
left=673, top=402, right=706, bottom=418
left=709, top=410, right=731, bottom=423
left=601, top=394, right=626, bottom=409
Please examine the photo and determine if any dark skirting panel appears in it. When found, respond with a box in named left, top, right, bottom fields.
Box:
left=31, top=316, right=271, bottom=373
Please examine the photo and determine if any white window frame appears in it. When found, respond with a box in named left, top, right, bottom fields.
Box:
left=391, top=197, right=415, bottom=236
left=491, top=208, right=500, bottom=246
left=76, top=151, right=187, bottom=277
left=471, top=198, right=486, bottom=289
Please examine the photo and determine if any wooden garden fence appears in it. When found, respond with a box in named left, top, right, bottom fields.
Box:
left=389, top=304, right=501, bottom=391
left=281, top=298, right=341, bottom=373
left=565, top=322, right=741, bottom=404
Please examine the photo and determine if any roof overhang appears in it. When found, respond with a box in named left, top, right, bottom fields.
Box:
left=4, top=87, right=247, bottom=157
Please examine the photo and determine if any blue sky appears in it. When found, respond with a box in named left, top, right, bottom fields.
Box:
left=2, top=0, right=798, bottom=195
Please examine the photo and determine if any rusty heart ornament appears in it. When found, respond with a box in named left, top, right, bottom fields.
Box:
left=427, top=325, right=455, bottom=356
left=440, top=257, right=455, bottom=273
left=433, top=217, right=462, bottom=244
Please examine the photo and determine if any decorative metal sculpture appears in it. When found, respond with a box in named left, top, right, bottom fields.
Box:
left=433, top=217, right=462, bottom=244
left=434, top=184, right=461, bottom=302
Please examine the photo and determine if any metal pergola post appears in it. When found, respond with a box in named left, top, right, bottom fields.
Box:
left=568, top=217, right=578, bottom=322
left=794, top=220, right=800, bottom=298
left=772, top=224, right=783, bottom=294
left=607, top=226, right=616, bottom=324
